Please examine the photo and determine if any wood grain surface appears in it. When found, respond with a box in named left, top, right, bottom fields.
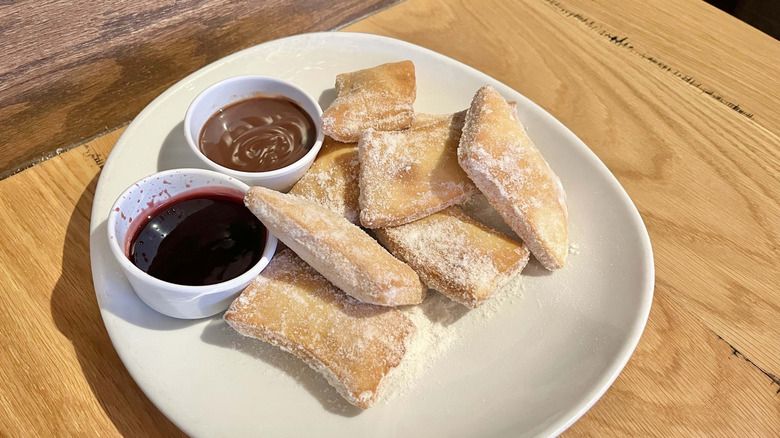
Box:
left=0, top=0, right=400, bottom=179
left=0, top=0, right=778, bottom=436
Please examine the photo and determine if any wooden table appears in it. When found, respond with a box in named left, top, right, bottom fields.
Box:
left=1, top=0, right=778, bottom=435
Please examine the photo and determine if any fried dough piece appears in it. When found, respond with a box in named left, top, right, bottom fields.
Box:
left=410, top=101, right=516, bottom=129
left=374, top=207, right=530, bottom=308
left=409, top=110, right=462, bottom=129
left=225, top=249, right=414, bottom=409
left=321, top=61, right=416, bottom=142
left=245, top=186, right=426, bottom=306
left=458, top=85, right=568, bottom=270
left=358, top=111, right=478, bottom=228
left=289, top=137, right=360, bottom=224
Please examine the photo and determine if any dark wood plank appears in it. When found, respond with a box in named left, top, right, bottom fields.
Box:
left=0, top=0, right=401, bottom=178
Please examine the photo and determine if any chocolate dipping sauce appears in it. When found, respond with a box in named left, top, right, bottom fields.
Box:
left=199, top=96, right=316, bottom=172
left=129, top=192, right=267, bottom=286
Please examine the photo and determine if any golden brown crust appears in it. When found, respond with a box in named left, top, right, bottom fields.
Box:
left=321, top=60, right=416, bottom=142
left=374, top=207, right=529, bottom=308
left=225, top=249, right=415, bottom=409
left=245, top=186, right=426, bottom=306
left=358, top=111, right=477, bottom=228
left=458, top=85, right=568, bottom=270
left=289, top=137, right=361, bottom=224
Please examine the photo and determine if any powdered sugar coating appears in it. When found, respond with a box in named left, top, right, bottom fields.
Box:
left=225, top=249, right=415, bottom=409
left=321, top=61, right=416, bottom=142
left=358, top=111, right=477, bottom=228
left=458, top=85, right=568, bottom=270
left=289, top=137, right=361, bottom=224
left=245, top=186, right=426, bottom=306
left=409, top=111, right=459, bottom=128
left=375, top=207, right=529, bottom=308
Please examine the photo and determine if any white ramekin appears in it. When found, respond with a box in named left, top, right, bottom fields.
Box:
left=183, top=75, right=324, bottom=192
left=107, top=168, right=277, bottom=319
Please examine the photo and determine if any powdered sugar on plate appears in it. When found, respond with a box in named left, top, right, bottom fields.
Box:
left=379, top=276, right=525, bottom=403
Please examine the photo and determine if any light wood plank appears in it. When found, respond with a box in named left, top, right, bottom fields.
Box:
left=554, top=0, right=780, bottom=136
left=568, top=283, right=780, bottom=436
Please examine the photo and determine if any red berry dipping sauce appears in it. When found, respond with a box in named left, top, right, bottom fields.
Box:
left=127, top=188, right=266, bottom=286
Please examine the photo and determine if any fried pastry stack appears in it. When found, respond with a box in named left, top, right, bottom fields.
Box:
left=226, top=61, right=570, bottom=409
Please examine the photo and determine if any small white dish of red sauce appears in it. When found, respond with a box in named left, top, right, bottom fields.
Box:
left=107, top=168, right=277, bottom=319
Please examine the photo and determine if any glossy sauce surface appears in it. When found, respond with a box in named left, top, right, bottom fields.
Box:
left=199, top=96, right=316, bottom=172
left=129, top=194, right=266, bottom=286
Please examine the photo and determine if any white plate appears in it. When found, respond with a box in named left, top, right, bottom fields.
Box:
left=90, top=32, right=653, bottom=438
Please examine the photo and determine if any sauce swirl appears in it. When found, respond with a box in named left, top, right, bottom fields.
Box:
left=199, top=96, right=316, bottom=172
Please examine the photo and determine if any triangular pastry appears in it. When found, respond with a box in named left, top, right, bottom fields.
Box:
left=289, top=137, right=360, bottom=224
left=245, top=186, right=426, bottom=306
left=458, top=85, right=568, bottom=270
left=374, top=207, right=529, bottom=308
left=225, top=249, right=414, bottom=409
left=358, top=111, right=477, bottom=228
left=321, top=61, right=416, bottom=142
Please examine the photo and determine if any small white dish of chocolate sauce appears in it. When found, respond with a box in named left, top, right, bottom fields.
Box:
left=184, top=75, right=324, bottom=191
